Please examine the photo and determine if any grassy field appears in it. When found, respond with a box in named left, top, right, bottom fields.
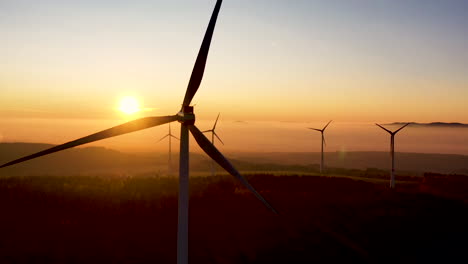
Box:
left=0, top=173, right=467, bottom=263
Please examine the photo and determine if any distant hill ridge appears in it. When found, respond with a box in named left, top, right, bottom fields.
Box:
left=0, top=142, right=208, bottom=177
left=1, top=142, right=467, bottom=176
left=0, top=142, right=161, bottom=176
left=387, top=122, right=468, bottom=127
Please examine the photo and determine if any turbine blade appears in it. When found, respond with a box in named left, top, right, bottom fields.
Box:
left=322, top=134, right=327, bottom=147
left=394, top=123, right=410, bottom=134
left=375, top=123, right=392, bottom=134
left=213, top=112, right=220, bottom=130
left=188, top=124, right=277, bottom=214
left=0, top=115, right=177, bottom=168
left=170, top=135, right=180, bottom=140
left=323, top=120, right=332, bottom=131
left=182, top=0, right=222, bottom=107
left=308, top=128, right=322, bottom=132
left=158, top=134, right=170, bottom=143
left=213, top=131, right=224, bottom=145
left=201, top=129, right=212, bottom=133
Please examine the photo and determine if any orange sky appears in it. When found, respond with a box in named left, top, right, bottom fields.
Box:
left=1, top=0, right=467, bottom=153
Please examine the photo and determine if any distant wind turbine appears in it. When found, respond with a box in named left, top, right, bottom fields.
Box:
left=158, top=123, right=179, bottom=176
left=0, top=1, right=277, bottom=264
left=202, top=113, right=224, bottom=176
left=308, top=120, right=332, bottom=174
left=376, top=123, right=410, bottom=189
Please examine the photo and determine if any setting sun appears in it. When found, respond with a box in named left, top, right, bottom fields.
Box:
left=118, top=96, right=141, bottom=115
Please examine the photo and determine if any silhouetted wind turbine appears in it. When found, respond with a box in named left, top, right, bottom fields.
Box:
left=0, top=1, right=277, bottom=263
left=158, top=123, right=179, bottom=176
left=202, top=113, right=224, bottom=176
left=308, top=120, right=332, bottom=174
left=376, top=123, right=410, bottom=189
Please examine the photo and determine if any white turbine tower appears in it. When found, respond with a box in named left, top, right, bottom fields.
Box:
left=376, top=123, right=410, bottom=189
left=0, top=1, right=277, bottom=263
left=308, top=120, right=332, bottom=174
left=202, top=113, right=224, bottom=176
left=158, top=123, right=179, bottom=176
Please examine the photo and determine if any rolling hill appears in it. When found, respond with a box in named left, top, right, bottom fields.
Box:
left=1, top=143, right=467, bottom=176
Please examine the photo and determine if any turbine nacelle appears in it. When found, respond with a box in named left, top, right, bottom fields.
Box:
left=177, top=106, right=195, bottom=125
left=375, top=122, right=410, bottom=135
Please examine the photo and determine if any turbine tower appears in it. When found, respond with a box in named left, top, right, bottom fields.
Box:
left=0, top=1, right=277, bottom=264
left=158, top=123, right=179, bottom=176
left=202, top=113, right=224, bottom=176
left=376, top=123, right=410, bottom=189
left=308, top=120, right=332, bottom=174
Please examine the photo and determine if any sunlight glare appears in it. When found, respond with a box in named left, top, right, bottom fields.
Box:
left=118, top=96, right=141, bottom=115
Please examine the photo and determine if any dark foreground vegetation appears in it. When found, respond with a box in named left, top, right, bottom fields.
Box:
left=0, top=173, right=467, bottom=263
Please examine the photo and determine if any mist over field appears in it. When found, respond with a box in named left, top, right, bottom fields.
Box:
left=1, top=119, right=467, bottom=154
left=1, top=142, right=467, bottom=177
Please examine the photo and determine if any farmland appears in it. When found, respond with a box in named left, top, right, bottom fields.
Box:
left=0, top=173, right=466, bottom=263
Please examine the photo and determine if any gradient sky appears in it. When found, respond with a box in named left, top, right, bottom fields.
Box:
left=1, top=0, right=467, bottom=152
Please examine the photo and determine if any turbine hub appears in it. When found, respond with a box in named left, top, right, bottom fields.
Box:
left=177, top=105, right=195, bottom=125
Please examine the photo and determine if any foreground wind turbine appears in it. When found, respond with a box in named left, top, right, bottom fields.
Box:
left=158, top=123, right=179, bottom=176
left=375, top=123, right=410, bottom=189
left=202, top=113, right=224, bottom=176
left=0, top=1, right=277, bottom=263
left=308, top=120, right=332, bottom=174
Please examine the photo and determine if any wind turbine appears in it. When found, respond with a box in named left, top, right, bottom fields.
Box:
left=0, top=1, right=277, bottom=264
left=158, top=123, right=179, bottom=176
left=375, top=123, right=410, bottom=189
left=308, top=120, right=332, bottom=174
left=202, top=113, right=224, bottom=176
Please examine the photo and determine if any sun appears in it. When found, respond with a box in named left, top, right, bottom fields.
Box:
left=118, top=96, right=141, bottom=115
